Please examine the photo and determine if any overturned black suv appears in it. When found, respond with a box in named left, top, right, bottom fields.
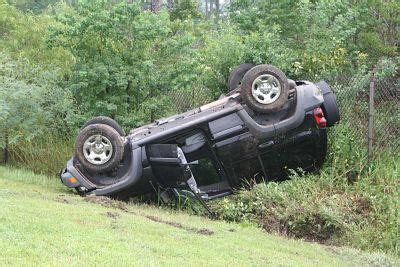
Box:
left=60, top=64, right=340, bottom=203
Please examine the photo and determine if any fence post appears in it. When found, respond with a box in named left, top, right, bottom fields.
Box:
left=368, top=68, right=377, bottom=166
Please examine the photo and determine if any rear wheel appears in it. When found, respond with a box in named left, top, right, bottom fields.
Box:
left=241, top=64, right=289, bottom=113
left=76, top=124, right=124, bottom=173
left=227, top=63, right=255, bottom=92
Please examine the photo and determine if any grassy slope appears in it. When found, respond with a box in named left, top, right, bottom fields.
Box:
left=0, top=166, right=397, bottom=266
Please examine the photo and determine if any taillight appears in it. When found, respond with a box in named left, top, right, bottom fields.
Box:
left=313, top=107, right=327, bottom=128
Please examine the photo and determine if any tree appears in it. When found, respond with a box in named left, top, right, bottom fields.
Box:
left=0, top=0, right=73, bottom=74
left=209, top=0, right=213, bottom=18
left=0, top=53, right=76, bottom=161
left=167, top=0, right=173, bottom=9
left=357, top=0, right=399, bottom=62
left=170, top=0, right=201, bottom=20
left=215, top=0, right=219, bottom=21
left=205, top=0, right=208, bottom=19
left=151, top=0, right=161, bottom=12
left=6, top=0, right=57, bottom=13
left=48, top=1, right=205, bottom=127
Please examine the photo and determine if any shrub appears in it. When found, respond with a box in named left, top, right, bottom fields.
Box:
left=7, top=136, right=74, bottom=176
left=0, top=53, right=77, bottom=170
left=212, top=121, right=399, bottom=255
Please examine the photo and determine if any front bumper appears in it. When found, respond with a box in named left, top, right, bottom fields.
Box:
left=60, top=147, right=143, bottom=196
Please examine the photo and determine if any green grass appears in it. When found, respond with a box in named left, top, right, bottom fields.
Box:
left=212, top=122, right=399, bottom=256
left=0, top=166, right=398, bottom=266
left=6, top=136, right=74, bottom=176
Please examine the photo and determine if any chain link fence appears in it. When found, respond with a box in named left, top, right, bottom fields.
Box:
left=168, top=64, right=399, bottom=166
left=328, top=64, right=399, bottom=164
left=168, top=86, right=215, bottom=113
left=371, top=74, right=399, bottom=153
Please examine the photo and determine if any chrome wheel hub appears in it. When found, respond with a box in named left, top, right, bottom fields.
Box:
left=83, top=134, right=113, bottom=165
left=251, top=74, right=281, bottom=104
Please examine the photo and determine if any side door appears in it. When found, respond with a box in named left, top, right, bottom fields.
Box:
left=208, top=113, right=263, bottom=187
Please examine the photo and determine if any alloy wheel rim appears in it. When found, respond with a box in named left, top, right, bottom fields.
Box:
left=83, top=134, right=113, bottom=165
left=251, top=74, right=281, bottom=104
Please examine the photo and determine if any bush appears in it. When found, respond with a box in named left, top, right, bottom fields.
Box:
left=0, top=53, right=77, bottom=172
left=7, top=136, right=74, bottom=176
left=212, top=121, right=398, bottom=255
left=0, top=54, right=77, bottom=144
left=0, top=0, right=397, bottom=257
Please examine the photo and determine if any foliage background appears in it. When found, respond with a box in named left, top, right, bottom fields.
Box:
left=0, top=0, right=398, bottom=256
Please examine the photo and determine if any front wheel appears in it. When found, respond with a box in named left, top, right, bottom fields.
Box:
left=227, top=63, right=255, bottom=92
left=241, top=65, right=290, bottom=113
left=75, top=124, right=124, bottom=173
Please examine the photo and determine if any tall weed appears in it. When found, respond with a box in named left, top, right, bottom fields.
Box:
left=212, top=122, right=399, bottom=255
left=7, top=135, right=74, bottom=176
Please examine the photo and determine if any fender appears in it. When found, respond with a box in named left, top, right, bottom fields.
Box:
left=237, top=83, right=324, bottom=139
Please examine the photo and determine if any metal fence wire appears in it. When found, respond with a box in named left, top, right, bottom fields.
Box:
left=331, top=64, right=400, bottom=164
left=168, top=64, right=399, bottom=166
left=371, top=74, right=399, bottom=154
left=168, top=86, right=214, bottom=113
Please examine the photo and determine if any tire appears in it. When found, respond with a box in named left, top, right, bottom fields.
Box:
left=241, top=64, right=290, bottom=113
left=82, top=116, right=125, bottom=136
left=75, top=124, right=124, bottom=173
left=227, top=63, right=255, bottom=92
left=316, top=81, right=340, bottom=127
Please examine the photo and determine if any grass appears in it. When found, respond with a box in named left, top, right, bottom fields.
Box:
left=212, top=122, right=399, bottom=256
left=5, top=136, right=74, bottom=176
left=0, top=166, right=398, bottom=266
